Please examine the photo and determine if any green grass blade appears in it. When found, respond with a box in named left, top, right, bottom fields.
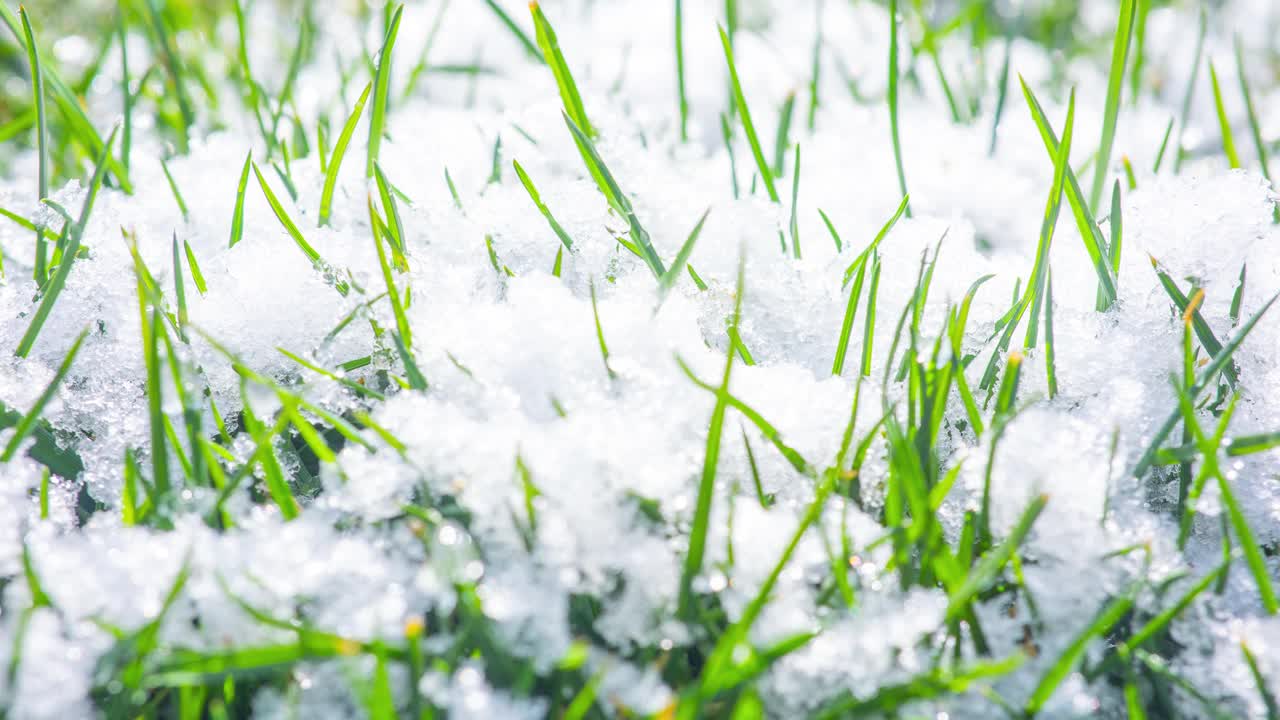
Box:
left=1234, top=37, right=1272, bottom=181
left=773, top=91, right=795, bottom=177
left=887, top=0, right=910, bottom=217
left=253, top=162, right=348, bottom=295
left=678, top=256, right=744, bottom=619
left=229, top=152, right=251, bottom=247
left=1026, top=585, right=1138, bottom=714
left=483, top=0, right=542, bottom=61
left=718, top=25, right=779, bottom=203
left=562, top=112, right=666, bottom=277
left=183, top=240, right=207, bottom=295
left=1242, top=643, right=1280, bottom=720
left=319, top=81, right=372, bottom=226
left=513, top=160, right=574, bottom=251
left=1089, top=0, right=1137, bottom=211
left=1172, top=9, right=1207, bottom=174
left=1133, top=290, right=1280, bottom=477
left=675, top=0, right=688, bottom=141
left=531, top=2, right=593, bottom=137
left=658, top=208, right=711, bottom=303
left=367, top=5, right=404, bottom=178
left=1, top=328, right=88, bottom=462
left=161, top=158, right=189, bottom=220
left=789, top=145, right=802, bottom=258
left=19, top=7, right=47, bottom=215
left=1020, top=79, right=1118, bottom=309
left=16, top=125, right=118, bottom=358
left=1218, top=469, right=1278, bottom=613
left=1208, top=61, right=1242, bottom=169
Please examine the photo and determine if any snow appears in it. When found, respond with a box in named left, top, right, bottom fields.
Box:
left=1, top=0, right=1279, bottom=717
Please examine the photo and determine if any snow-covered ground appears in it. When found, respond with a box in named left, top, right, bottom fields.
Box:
left=1, top=0, right=1279, bottom=717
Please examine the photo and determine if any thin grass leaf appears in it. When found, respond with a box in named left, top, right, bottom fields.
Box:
left=1133, top=290, right=1279, bottom=477
left=483, top=0, right=541, bottom=61
left=887, top=0, right=910, bottom=217
left=1208, top=60, right=1242, bottom=169
left=658, top=208, right=711, bottom=303
left=1026, top=584, right=1139, bottom=714
left=1234, top=37, right=1272, bottom=184
left=1089, top=0, right=1137, bottom=211
left=675, top=0, right=688, bottom=141
left=183, top=240, right=207, bottom=295
left=719, top=25, right=779, bottom=203
left=161, top=157, right=189, bottom=220
left=1218, top=464, right=1278, bottom=614
left=562, top=113, right=666, bottom=277
left=229, top=152, right=251, bottom=247
left=1241, top=642, right=1280, bottom=720
left=531, top=2, right=593, bottom=137
left=678, top=256, right=744, bottom=620
left=1172, top=9, right=1207, bottom=174
left=513, top=160, right=574, bottom=251
left=367, top=5, right=404, bottom=178
left=253, top=162, right=348, bottom=295
left=1020, top=80, right=1118, bottom=308
left=16, top=125, right=118, bottom=358
left=319, top=81, right=372, bottom=226
left=773, top=91, right=795, bottom=177
left=0, top=328, right=88, bottom=462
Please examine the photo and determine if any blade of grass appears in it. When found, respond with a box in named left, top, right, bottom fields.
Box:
left=18, top=7, right=48, bottom=287
left=1088, top=0, right=1137, bottom=211
left=1208, top=61, right=1241, bottom=169
left=1133, top=290, right=1280, bottom=477
left=513, top=160, right=574, bottom=252
left=483, top=0, right=541, bottom=62
left=678, top=255, right=744, bottom=619
left=887, top=0, right=910, bottom=217
left=718, top=25, right=779, bottom=203
left=253, top=162, right=348, bottom=295
left=531, top=2, right=593, bottom=137
left=675, top=0, right=688, bottom=141
left=16, top=125, right=118, bottom=358
left=0, top=328, right=88, bottom=462
left=183, top=240, right=207, bottom=296
left=367, top=5, right=404, bottom=178
left=229, top=152, right=251, bottom=247
left=319, top=81, right=372, bottom=226
left=658, top=208, right=711, bottom=304
left=1026, top=584, right=1139, bottom=714
left=562, top=113, right=666, bottom=277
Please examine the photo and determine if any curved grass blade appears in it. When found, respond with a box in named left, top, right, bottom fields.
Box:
left=887, top=0, right=910, bottom=217
left=1208, top=60, right=1241, bottom=169
left=16, top=126, right=118, bottom=358
left=229, top=152, right=251, bottom=247
left=531, top=2, right=593, bottom=137
left=513, top=159, right=574, bottom=252
left=718, top=24, right=778, bottom=202
left=319, top=81, right=372, bottom=226
left=1, top=328, right=88, bottom=462
left=658, top=208, right=711, bottom=304
left=367, top=5, right=404, bottom=178
left=253, top=162, right=348, bottom=295
left=1089, top=0, right=1137, bottom=211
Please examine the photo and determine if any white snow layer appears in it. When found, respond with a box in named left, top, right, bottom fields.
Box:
left=0, top=0, right=1279, bottom=718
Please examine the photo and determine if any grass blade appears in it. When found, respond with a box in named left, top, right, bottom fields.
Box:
left=229, top=152, right=251, bottom=247
left=1208, top=60, right=1242, bottom=169
left=719, top=24, right=779, bottom=203
left=367, top=5, right=404, bottom=178
left=253, top=162, right=348, bottom=295
left=531, top=2, right=593, bottom=137
left=1, top=329, right=88, bottom=462
left=1026, top=584, right=1138, bottom=714
left=658, top=208, right=711, bottom=303
left=513, top=159, right=574, bottom=251
left=16, top=125, right=118, bottom=358
left=887, top=0, right=910, bottom=217
left=1089, top=0, right=1137, bottom=211
left=319, top=81, right=372, bottom=226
